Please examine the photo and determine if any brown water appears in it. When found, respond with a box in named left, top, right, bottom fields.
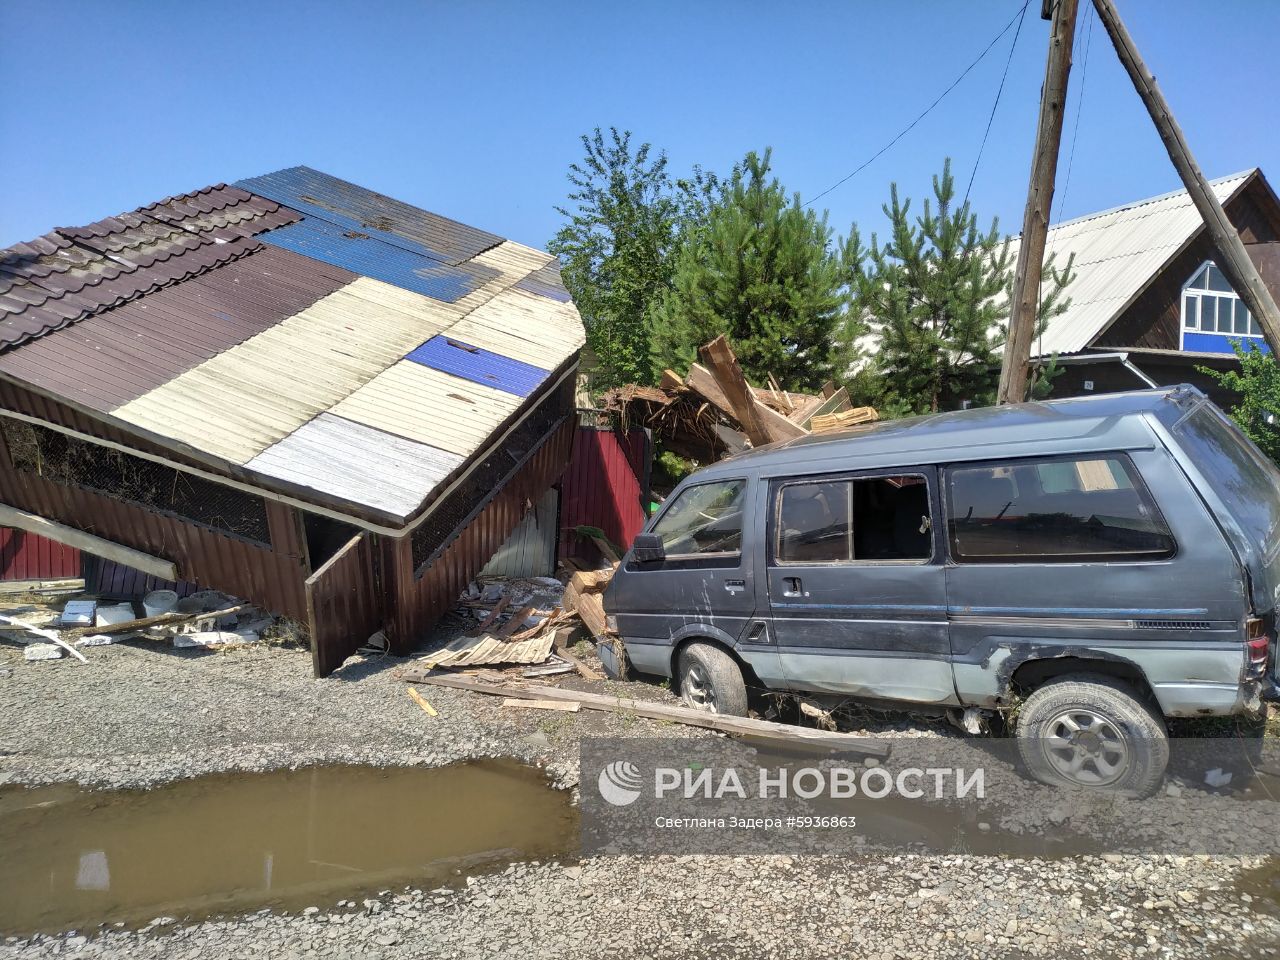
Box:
left=0, top=760, right=578, bottom=936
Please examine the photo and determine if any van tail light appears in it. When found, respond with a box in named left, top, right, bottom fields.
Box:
left=1246, top=618, right=1270, bottom=678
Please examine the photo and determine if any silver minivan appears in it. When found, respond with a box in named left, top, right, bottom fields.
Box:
left=604, top=386, right=1280, bottom=794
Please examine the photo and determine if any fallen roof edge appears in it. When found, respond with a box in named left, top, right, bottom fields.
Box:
left=0, top=357, right=580, bottom=538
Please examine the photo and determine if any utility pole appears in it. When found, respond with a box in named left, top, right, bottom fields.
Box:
left=1091, top=0, right=1280, bottom=358
left=998, top=0, right=1079, bottom=405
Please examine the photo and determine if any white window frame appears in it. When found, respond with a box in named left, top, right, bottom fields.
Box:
left=1180, top=260, right=1263, bottom=349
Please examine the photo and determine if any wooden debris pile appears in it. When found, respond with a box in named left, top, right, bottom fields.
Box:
left=602, top=335, right=876, bottom=464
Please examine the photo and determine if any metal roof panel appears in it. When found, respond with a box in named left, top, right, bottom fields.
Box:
left=405, top=335, right=548, bottom=398
left=330, top=361, right=524, bottom=456
left=246, top=412, right=464, bottom=519
left=445, top=287, right=587, bottom=370
left=259, top=216, right=499, bottom=304
left=234, top=166, right=502, bottom=266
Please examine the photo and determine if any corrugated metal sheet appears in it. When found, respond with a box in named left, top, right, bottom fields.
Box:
left=0, top=457, right=309, bottom=621
left=405, top=335, right=548, bottom=398
left=1007, top=171, right=1253, bottom=355
left=0, top=247, right=355, bottom=411
left=513, top=259, right=572, bottom=302
left=0, top=184, right=298, bottom=349
left=86, top=558, right=196, bottom=601
left=259, top=216, right=499, bottom=304
left=305, top=531, right=381, bottom=677
left=235, top=166, right=502, bottom=266
left=559, top=427, right=647, bottom=563
left=382, top=415, right=575, bottom=649
left=0, top=527, right=80, bottom=581
left=479, top=486, right=557, bottom=578
left=330, top=361, right=524, bottom=456
left=446, top=288, right=587, bottom=370
left=246, top=412, right=464, bottom=520
left=113, top=276, right=459, bottom=464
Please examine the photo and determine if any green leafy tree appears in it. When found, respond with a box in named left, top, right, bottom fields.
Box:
left=650, top=149, right=860, bottom=391
left=1199, top=341, right=1280, bottom=464
left=549, top=128, right=712, bottom=389
left=848, top=160, right=1074, bottom=414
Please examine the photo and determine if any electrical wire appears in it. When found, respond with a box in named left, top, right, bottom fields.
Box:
left=963, top=0, right=1032, bottom=207
left=805, top=0, right=1033, bottom=208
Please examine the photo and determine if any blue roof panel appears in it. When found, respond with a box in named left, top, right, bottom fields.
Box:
left=404, top=335, right=549, bottom=398
left=260, top=218, right=498, bottom=304
left=235, top=166, right=503, bottom=266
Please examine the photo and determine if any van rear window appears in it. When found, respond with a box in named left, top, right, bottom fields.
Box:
left=947, top=455, right=1175, bottom=563
left=1173, top=405, right=1280, bottom=548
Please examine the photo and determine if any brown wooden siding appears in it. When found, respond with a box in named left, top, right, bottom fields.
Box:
left=306, top=532, right=382, bottom=676
left=1096, top=178, right=1280, bottom=350
left=382, top=415, right=575, bottom=652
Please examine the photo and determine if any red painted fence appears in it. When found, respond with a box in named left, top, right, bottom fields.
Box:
left=559, top=427, right=649, bottom=563
left=0, top=527, right=80, bottom=581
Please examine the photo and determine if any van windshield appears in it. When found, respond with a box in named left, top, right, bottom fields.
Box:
left=1173, top=404, right=1280, bottom=552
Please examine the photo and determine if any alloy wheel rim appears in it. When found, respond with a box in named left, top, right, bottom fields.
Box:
left=1040, top=708, right=1130, bottom=786
left=684, top=663, right=717, bottom=713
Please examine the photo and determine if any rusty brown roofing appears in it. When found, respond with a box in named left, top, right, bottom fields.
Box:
left=0, top=246, right=356, bottom=411
left=0, top=184, right=299, bottom=349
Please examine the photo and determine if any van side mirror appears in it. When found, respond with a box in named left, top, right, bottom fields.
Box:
left=631, top=533, right=666, bottom=563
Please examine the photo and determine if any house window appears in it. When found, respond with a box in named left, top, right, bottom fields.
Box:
left=1182, top=261, right=1262, bottom=340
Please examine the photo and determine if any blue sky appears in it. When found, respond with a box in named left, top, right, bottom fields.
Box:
left=2, top=1, right=1278, bottom=252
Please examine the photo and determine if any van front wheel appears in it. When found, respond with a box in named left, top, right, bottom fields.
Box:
left=676, top=643, right=748, bottom=717
left=1015, top=674, right=1168, bottom=797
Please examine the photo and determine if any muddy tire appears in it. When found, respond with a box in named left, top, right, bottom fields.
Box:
left=1016, top=673, right=1169, bottom=798
left=676, top=642, right=748, bottom=717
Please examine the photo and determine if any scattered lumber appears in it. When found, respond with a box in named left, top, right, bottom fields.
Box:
left=697, top=337, right=806, bottom=445
left=403, top=672, right=890, bottom=756
left=407, top=687, right=439, bottom=717
left=564, top=565, right=616, bottom=640
left=502, top=698, right=581, bottom=713
left=466, top=595, right=510, bottom=636
left=556, top=643, right=606, bottom=681
left=810, top=406, right=880, bottom=434
left=495, top=605, right=537, bottom=639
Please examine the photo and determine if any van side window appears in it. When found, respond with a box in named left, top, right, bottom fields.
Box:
left=652, top=480, right=745, bottom=557
left=776, top=475, right=931, bottom=563
left=946, top=455, right=1175, bottom=563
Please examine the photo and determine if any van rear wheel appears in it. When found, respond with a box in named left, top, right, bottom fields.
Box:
left=676, top=642, right=748, bottom=717
left=1015, top=673, right=1168, bottom=797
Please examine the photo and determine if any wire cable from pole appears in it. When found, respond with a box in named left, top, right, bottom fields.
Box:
left=805, top=0, right=1033, bottom=209
left=964, top=0, right=1032, bottom=207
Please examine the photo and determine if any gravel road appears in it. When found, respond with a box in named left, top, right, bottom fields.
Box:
left=1, top=636, right=1278, bottom=959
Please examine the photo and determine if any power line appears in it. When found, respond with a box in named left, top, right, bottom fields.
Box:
left=805, top=0, right=1033, bottom=209
left=963, top=0, right=1031, bottom=207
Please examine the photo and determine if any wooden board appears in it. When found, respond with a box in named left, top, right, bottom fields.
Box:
left=0, top=501, right=177, bottom=581
left=404, top=672, right=890, bottom=756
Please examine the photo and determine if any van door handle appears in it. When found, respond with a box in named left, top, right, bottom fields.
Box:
left=782, top=577, right=804, bottom=598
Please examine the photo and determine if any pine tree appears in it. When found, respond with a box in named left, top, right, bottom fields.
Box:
left=549, top=129, right=713, bottom=389
left=650, top=150, right=860, bottom=392
left=849, top=160, right=1074, bottom=414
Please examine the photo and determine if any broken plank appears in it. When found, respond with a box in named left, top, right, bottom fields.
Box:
left=697, top=337, right=806, bottom=445
left=502, top=698, right=581, bottom=713
left=659, top=369, right=685, bottom=392
left=557, top=644, right=605, bottom=681
left=522, top=661, right=575, bottom=678
left=467, top=595, right=510, bottom=637
left=496, top=605, right=536, bottom=639
left=62, top=604, right=248, bottom=640
left=407, top=687, right=439, bottom=717
left=590, top=536, right=621, bottom=565
left=567, top=588, right=609, bottom=639
left=404, top=673, right=890, bottom=756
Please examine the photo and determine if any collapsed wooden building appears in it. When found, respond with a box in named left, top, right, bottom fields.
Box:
left=0, top=166, right=584, bottom=675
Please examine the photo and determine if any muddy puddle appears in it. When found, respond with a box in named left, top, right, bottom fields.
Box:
left=0, top=759, right=578, bottom=936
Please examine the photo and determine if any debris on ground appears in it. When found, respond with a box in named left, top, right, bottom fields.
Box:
left=1, top=589, right=291, bottom=665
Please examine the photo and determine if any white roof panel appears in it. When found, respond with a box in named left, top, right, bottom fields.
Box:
left=1010, top=171, right=1255, bottom=355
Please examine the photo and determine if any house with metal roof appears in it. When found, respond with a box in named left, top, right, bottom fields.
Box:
left=0, top=166, right=585, bottom=674
left=1010, top=167, right=1280, bottom=403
